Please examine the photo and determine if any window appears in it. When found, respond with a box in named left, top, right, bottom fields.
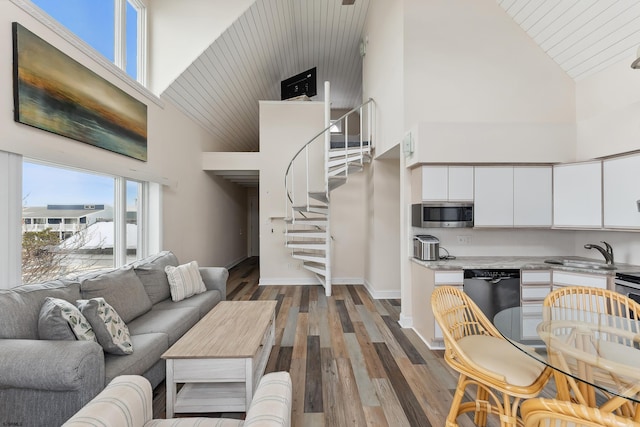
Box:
left=21, top=161, right=147, bottom=285
left=29, top=0, right=146, bottom=84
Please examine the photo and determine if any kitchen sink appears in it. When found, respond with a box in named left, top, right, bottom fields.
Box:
left=544, top=258, right=617, bottom=270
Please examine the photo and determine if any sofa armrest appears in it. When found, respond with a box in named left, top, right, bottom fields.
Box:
left=63, top=375, right=152, bottom=427
left=199, top=267, right=228, bottom=300
left=0, top=339, right=104, bottom=392
left=244, top=371, right=292, bottom=427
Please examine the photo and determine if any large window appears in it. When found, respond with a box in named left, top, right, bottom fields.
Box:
left=29, top=0, right=146, bottom=84
left=21, top=161, right=145, bottom=284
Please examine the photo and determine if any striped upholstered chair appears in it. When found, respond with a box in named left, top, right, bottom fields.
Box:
left=63, top=372, right=292, bottom=427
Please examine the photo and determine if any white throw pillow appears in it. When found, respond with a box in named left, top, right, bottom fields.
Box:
left=165, top=261, right=207, bottom=302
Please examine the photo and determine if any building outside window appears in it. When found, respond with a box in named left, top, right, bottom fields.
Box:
left=21, top=161, right=144, bottom=285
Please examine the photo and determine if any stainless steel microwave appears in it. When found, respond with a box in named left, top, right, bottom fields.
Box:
left=412, top=202, right=474, bottom=228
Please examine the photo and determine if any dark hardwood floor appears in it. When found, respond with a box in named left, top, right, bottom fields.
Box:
left=153, top=257, right=557, bottom=426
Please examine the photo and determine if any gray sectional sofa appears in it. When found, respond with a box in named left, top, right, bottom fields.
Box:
left=0, top=251, right=228, bottom=427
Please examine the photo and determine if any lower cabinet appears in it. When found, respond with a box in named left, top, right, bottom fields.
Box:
left=520, top=270, right=551, bottom=340
left=433, top=271, right=463, bottom=343
left=551, top=270, right=610, bottom=290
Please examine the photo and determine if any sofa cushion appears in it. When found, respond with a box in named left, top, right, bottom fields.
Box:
left=165, top=261, right=206, bottom=302
left=153, top=289, right=222, bottom=318
left=38, top=297, right=97, bottom=342
left=132, top=251, right=178, bottom=304
left=127, top=307, right=199, bottom=346
left=80, top=267, right=152, bottom=323
left=0, top=280, right=80, bottom=339
left=104, top=333, right=168, bottom=385
left=77, top=298, right=133, bottom=355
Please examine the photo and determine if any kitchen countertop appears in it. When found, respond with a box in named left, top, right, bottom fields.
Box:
left=410, top=256, right=640, bottom=276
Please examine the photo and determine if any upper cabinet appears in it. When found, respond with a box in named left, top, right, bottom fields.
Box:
left=514, top=167, right=552, bottom=227
left=421, top=166, right=473, bottom=201
left=603, top=154, right=640, bottom=229
left=553, top=161, right=602, bottom=228
left=474, top=166, right=552, bottom=227
left=474, top=167, right=514, bottom=227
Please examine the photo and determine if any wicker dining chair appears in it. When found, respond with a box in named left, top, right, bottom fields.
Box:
left=521, top=398, right=640, bottom=427
left=431, top=286, right=552, bottom=427
left=542, top=286, right=640, bottom=417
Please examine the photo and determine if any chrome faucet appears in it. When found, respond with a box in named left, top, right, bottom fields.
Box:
left=584, top=241, right=614, bottom=265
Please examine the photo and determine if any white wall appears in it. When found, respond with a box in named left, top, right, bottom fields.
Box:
left=148, top=0, right=255, bottom=94
left=259, top=100, right=369, bottom=285
left=362, top=0, right=404, bottom=157
left=1, top=2, right=248, bottom=269
left=576, top=56, right=640, bottom=160
left=403, top=0, right=576, bottom=164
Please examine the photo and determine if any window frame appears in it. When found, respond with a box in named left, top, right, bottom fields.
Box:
left=18, top=159, right=152, bottom=286
left=9, top=0, right=161, bottom=106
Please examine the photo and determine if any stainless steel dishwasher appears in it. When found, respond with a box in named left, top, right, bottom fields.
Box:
left=463, top=269, right=521, bottom=322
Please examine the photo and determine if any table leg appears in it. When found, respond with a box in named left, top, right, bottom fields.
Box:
left=166, top=360, right=176, bottom=419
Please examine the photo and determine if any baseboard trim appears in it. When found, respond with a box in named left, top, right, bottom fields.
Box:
left=258, top=277, right=365, bottom=286
left=225, top=255, right=248, bottom=270
left=398, top=313, right=413, bottom=328
left=412, top=327, right=444, bottom=350
left=363, top=278, right=401, bottom=299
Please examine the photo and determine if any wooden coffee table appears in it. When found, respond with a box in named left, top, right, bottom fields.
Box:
left=162, top=300, right=277, bottom=417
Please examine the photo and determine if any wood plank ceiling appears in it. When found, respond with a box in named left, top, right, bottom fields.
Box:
left=164, top=0, right=640, bottom=159
left=497, top=0, right=640, bottom=80
left=162, top=0, right=370, bottom=153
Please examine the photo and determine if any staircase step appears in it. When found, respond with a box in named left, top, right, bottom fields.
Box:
left=328, top=163, right=363, bottom=177
left=308, top=192, right=329, bottom=204
left=285, top=217, right=328, bottom=226
left=293, top=205, right=328, bottom=214
left=286, top=229, right=327, bottom=239
left=286, top=241, right=326, bottom=250
left=303, top=261, right=326, bottom=276
left=330, top=140, right=370, bottom=149
left=329, top=146, right=371, bottom=157
left=291, top=252, right=328, bottom=263
left=327, top=154, right=366, bottom=168
left=328, top=177, right=347, bottom=191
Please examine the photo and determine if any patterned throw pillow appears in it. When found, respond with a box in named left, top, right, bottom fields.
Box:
left=77, top=297, right=133, bottom=355
left=38, top=297, right=97, bottom=342
left=165, top=261, right=207, bottom=302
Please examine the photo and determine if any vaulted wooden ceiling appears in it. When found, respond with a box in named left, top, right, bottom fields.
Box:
left=163, top=0, right=640, bottom=154
left=497, top=0, right=640, bottom=80
left=162, top=0, right=370, bottom=153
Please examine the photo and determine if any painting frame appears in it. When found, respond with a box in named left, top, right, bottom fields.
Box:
left=12, top=22, right=148, bottom=162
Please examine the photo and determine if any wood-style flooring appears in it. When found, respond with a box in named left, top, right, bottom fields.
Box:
left=153, top=257, right=556, bottom=426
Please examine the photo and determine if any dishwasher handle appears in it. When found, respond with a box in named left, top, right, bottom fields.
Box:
left=471, top=277, right=506, bottom=284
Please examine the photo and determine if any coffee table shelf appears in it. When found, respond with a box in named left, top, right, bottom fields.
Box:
left=162, top=301, right=277, bottom=417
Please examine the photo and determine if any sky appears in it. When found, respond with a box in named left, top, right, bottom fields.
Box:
left=23, top=1, right=139, bottom=208
left=23, top=162, right=139, bottom=209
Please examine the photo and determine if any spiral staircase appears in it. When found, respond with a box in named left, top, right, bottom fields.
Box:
left=284, top=83, right=375, bottom=296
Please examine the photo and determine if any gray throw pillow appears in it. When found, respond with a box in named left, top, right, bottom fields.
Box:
left=80, top=266, right=152, bottom=323
left=38, top=297, right=97, bottom=342
left=132, top=251, right=178, bottom=304
left=77, top=297, right=133, bottom=355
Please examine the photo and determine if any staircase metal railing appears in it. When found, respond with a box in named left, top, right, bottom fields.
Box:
left=283, top=81, right=374, bottom=296
left=284, top=97, right=375, bottom=217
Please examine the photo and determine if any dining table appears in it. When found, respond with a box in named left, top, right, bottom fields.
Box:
left=493, top=305, right=640, bottom=420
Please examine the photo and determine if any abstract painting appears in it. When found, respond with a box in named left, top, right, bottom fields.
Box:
left=12, top=22, right=148, bottom=161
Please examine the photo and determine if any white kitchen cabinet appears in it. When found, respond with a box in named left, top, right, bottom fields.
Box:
left=553, top=162, right=602, bottom=228
left=514, top=167, right=552, bottom=227
left=552, top=271, right=609, bottom=290
left=433, top=270, right=463, bottom=343
left=421, top=166, right=473, bottom=201
left=603, top=154, right=640, bottom=229
left=448, top=166, right=474, bottom=201
left=474, top=167, right=514, bottom=226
